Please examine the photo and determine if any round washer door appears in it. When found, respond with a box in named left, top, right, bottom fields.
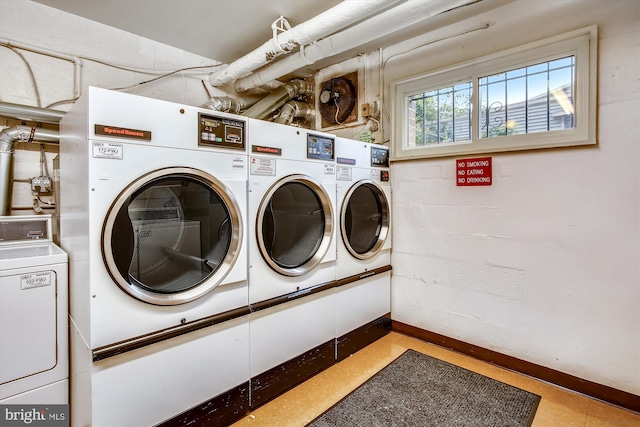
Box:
left=341, top=179, right=390, bottom=260
left=102, top=167, right=243, bottom=305
left=257, top=174, right=333, bottom=277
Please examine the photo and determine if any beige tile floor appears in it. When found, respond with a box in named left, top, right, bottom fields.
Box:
left=231, top=332, right=640, bottom=427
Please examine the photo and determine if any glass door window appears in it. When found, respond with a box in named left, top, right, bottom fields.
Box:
left=103, top=168, right=242, bottom=305
left=342, top=181, right=389, bottom=260
left=257, top=175, right=333, bottom=277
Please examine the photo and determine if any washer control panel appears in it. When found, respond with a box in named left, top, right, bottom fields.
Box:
left=0, top=215, right=52, bottom=244
left=307, top=133, right=335, bottom=161
left=198, top=113, right=246, bottom=150
left=371, top=146, right=389, bottom=167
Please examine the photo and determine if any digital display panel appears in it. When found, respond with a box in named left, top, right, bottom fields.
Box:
left=198, top=113, right=246, bottom=150
left=371, top=146, right=389, bottom=167
left=307, top=133, right=335, bottom=161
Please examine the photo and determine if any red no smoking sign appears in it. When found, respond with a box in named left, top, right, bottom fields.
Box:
left=456, top=157, right=492, bottom=186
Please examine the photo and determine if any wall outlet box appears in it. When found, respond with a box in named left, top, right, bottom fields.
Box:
left=361, top=103, right=371, bottom=118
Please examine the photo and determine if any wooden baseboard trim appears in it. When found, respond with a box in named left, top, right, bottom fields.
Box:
left=392, top=321, right=640, bottom=413
left=336, top=314, right=392, bottom=362
left=157, top=381, right=249, bottom=427
left=250, top=339, right=336, bottom=409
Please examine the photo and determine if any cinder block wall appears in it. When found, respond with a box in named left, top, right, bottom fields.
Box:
left=386, top=0, right=639, bottom=396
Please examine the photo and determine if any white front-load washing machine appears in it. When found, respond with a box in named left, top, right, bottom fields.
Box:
left=247, top=119, right=337, bottom=407
left=335, top=137, right=392, bottom=361
left=0, top=215, right=68, bottom=405
left=60, top=87, right=250, bottom=427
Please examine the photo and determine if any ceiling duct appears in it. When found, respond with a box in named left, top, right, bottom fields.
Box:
left=0, top=102, right=66, bottom=124
left=275, top=101, right=315, bottom=125
left=243, top=79, right=312, bottom=120
left=201, top=95, right=262, bottom=114
left=235, top=0, right=479, bottom=92
left=208, top=0, right=404, bottom=88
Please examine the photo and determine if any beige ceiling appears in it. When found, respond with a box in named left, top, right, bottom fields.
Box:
left=31, top=0, right=511, bottom=74
left=32, top=0, right=343, bottom=64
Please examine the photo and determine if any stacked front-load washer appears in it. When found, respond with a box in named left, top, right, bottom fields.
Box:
left=60, top=87, right=251, bottom=427
left=247, top=119, right=337, bottom=407
left=335, top=137, right=392, bottom=361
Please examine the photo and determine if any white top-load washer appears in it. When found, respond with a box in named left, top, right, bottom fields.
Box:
left=334, top=137, right=392, bottom=358
left=0, top=215, right=68, bottom=404
left=59, top=87, right=251, bottom=426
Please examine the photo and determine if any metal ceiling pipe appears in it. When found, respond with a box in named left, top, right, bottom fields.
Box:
left=0, top=126, right=59, bottom=215
left=208, top=0, right=404, bottom=87
left=235, top=0, right=478, bottom=92
left=275, top=101, right=315, bottom=125
left=201, top=95, right=262, bottom=114
left=0, top=102, right=66, bottom=124
left=243, top=79, right=312, bottom=120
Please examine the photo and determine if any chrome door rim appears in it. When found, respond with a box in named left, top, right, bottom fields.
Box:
left=102, top=167, right=243, bottom=305
left=256, top=174, right=334, bottom=277
left=341, top=179, right=389, bottom=260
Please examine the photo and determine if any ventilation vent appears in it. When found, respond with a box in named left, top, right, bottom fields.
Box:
left=318, top=72, right=358, bottom=128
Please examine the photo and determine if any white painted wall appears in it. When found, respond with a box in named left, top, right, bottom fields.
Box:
left=1, top=0, right=638, bottom=398
left=0, top=0, right=223, bottom=108
left=0, top=0, right=227, bottom=211
left=385, top=0, right=639, bottom=395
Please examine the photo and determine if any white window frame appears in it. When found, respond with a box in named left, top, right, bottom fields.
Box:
left=390, top=26, right=597, bottom=160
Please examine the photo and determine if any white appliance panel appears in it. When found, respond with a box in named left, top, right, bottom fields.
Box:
left=0, top=380, right=68, bottom=404
left=72, top=317, right=249, bottom=427
left=335, top=138, right=391, bottom=279
left=248, top=158, right=336, bottom=303
left=335, top=272, right=391, bottom=337
left=249, top=293, right=335, bottom=376
left=248, top=119, right=337, bottom=304
left=0, top=238, right=68, bottom=404
left=0, top=271, right=57, bottom=384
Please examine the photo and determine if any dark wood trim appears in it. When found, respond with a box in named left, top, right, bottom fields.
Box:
left=156, top=381, right=249, bottom=427
left=392, top=321, right=640, bottom=413
left=249, top=280, right=337, bottom=312
left=92, top=306, right=251, bottom=362
left=249, top=264, right=393, bottom=314
left=335, top=265, right=393, bottom=287
left=337, top=314, right=392, bottom=362
left=250, top=339, right=336, bottom=408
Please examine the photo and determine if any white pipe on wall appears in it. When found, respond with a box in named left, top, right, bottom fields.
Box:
left=208, top=0, right=404, bottom=87
left=0, top=38, right=82, bottom=100
left=235, top=0, right=478, bottom=92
